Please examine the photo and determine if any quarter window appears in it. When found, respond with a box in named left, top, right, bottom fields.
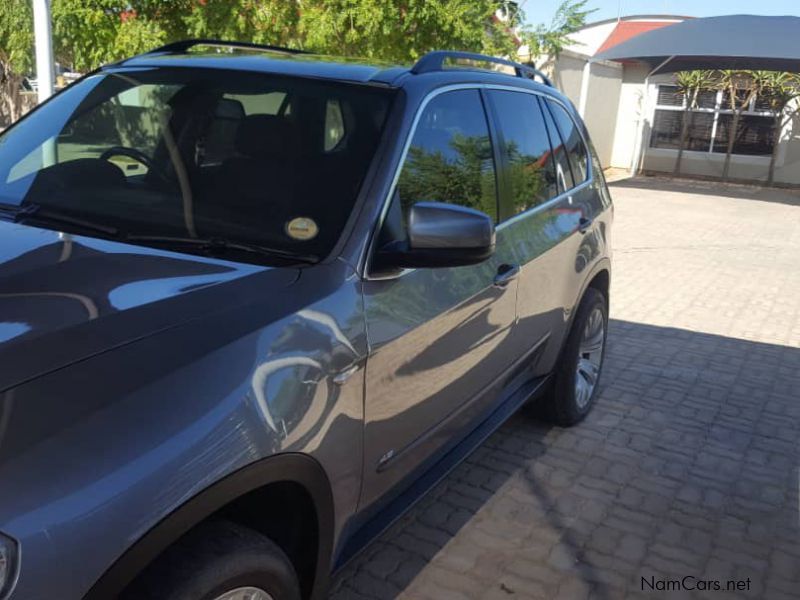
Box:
left=541, top=100, right=575, bottom=192
left=488, top=90, right=558, bottom=217
left=396, top=90, right=498, bottom=222
left=545, top=99, right=589, bottom=184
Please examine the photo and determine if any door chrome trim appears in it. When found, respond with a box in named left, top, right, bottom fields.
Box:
left=333, top=363, right=361, bottom=386
left=361, top=82, right=594, bottom=282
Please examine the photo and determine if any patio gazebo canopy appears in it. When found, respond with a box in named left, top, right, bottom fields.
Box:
left=593, top=14, right=800, bottom=74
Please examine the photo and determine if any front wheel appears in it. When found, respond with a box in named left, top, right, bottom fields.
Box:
left=541, top=287, right=608, bottom=426
left=121, top=520, right=301, bottom=600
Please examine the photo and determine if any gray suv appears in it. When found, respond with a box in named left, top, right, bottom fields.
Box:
left=0, top=41, right=612, bottom=600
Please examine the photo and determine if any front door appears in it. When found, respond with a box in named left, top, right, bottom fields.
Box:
left=360, top=89, right=519, bottom=508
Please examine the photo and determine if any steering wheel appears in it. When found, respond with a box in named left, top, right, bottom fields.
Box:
left=100, top=146, right=156, bottom=170
left=100, top=146, right=172, bottom=185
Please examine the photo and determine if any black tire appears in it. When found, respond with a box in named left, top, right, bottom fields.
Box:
left=540, top=287, right=608, bottom=426
left=121, top=520, right=302, bottom=600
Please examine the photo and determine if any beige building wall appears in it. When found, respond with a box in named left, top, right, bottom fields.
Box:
left=609, top=64, right=649, bottom=169
left=548, top=50, right=623, bottom=168
left=551, top=51, right=586, bottom=105
left=580, top=60, right=623, bottom=166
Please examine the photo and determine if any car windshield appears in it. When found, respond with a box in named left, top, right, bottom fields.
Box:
left=0, top=67, right=394, bottom=264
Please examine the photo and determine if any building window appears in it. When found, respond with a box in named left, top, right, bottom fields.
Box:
left=650, top=84, right=777, bottom=157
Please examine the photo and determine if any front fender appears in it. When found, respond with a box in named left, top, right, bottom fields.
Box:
left=0, top=261, right=366, bottom=600
left=84, top=453, right=334, bottom=600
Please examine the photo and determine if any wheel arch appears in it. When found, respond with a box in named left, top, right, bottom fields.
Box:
left=557, top=259, right=612, bottom=360
left=83, top=453, right=335, bottom=600
left=584, top=262, right=610, bottom=302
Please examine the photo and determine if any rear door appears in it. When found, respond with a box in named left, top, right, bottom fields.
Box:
left=541, top=97, right=604, bottom=336
left=360, top=88, right=520, bottom=508
left=484, top=89, right=597, bottom=378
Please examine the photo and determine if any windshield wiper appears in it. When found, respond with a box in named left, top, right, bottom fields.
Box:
left=125, top=234, right=318, bottom=264
left=3, top=203, right=119, bottom=236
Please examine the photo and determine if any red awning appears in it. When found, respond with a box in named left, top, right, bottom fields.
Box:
left=597, top=21, right=677, bottom=55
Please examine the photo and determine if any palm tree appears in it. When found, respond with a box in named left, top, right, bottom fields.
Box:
left=673, top=70, right=715, bottom=175
left=717, top=70, right=771, bottom=181
left=760, top=72, right=800, bottom=185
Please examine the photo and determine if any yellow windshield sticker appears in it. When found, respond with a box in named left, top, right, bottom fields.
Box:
left=285, top=217, right=319, bottom=241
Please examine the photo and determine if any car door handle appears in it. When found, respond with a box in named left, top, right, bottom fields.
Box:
left=493, top=263, right=520, bottom=288
left=578, top=217, right=593, bottom=234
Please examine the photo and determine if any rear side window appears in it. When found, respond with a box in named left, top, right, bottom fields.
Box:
left=541, top=101, right=575, bottom=192
left=545, top=99, right=589, bottom=185
left=488, top=90, right=558, bottom=217
left=396, top=89, right=497, bottom=222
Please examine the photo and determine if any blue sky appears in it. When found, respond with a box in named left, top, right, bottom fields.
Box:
left=524, top=0, right=800, bottom=27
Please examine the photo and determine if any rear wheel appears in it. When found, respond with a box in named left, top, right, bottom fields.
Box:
left=122, top=520, right=301, bottom=600
left=541, top=287, right=608, bottom=426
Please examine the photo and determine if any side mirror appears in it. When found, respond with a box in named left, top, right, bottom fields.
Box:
left=376, top=202, right=495, bottom=269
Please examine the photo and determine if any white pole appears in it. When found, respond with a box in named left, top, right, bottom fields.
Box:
left=33, top=0, right=56, bottom=166
left=629, top=75, right=649, bottom=177
left=578, top=61, right=591, bottom=118
left=33, top=0, right=55, bottom=103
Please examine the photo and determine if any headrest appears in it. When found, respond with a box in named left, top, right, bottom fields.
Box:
left=235, top=114, right=297, bottom=158
left=215, top=98, right=245, bottom=120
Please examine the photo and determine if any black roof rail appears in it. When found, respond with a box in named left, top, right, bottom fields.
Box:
left=411, top=50, right=553, bottom=87
left=145, top=39, right=307, bottom=56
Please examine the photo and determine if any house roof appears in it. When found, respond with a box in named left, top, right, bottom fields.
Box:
left=594, top=14, right=800, bottom=74
left=596, top=20, right=681, bottom=54
left=580, top=14, right=693, bottom=29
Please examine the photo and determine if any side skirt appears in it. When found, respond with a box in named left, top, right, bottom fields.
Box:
left=333, top=372, right=549, bottom=572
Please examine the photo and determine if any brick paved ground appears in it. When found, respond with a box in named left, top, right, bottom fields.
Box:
left=331, top=177, right=800, bottom=600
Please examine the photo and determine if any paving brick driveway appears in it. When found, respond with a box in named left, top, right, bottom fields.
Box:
left=331, top=177, right=800, bottom=600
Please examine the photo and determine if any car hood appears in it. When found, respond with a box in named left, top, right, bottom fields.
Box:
left=0, top=220, right=299, bottom=391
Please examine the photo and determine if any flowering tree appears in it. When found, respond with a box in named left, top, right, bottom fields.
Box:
left=1, top=0, right=589, bottom=125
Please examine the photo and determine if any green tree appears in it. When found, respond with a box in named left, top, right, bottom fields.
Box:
left=1, top=0, right=590, bottom=125
left=0, top=0, right=34, bottom=124
left=180, top=0, right=301, bottom=47
left=298, top=0, right=518, bottom=62
left=51, top=0, right=169, bottom=71
left=525, top=0, right=594, bottom=60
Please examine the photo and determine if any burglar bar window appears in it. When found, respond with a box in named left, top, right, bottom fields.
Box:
left=650, top=84, right=777, bottom=156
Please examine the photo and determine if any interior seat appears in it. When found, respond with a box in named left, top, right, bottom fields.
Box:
left=216, top=115, right=299, bottom=220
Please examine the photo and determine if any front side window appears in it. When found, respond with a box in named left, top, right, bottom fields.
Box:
left=395, top=90, right=498, bottom=221
left=0, top=68, right=394, bottom=263
left=488, top=90, right=558, bottom=217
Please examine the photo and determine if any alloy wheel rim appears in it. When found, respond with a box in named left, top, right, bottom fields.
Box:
left=575, top=306, right=605, bottom=410
left=212, top=587, right=275, bottom=600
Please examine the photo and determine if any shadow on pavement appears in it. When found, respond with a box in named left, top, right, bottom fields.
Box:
left=330, top=319, right=800, bottom=599
left=610, top=176, right=800, bottom=207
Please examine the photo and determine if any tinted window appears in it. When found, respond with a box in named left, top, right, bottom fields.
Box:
left=489, top=91, right=558, bottom=217
left=396, top=90, right=497, bottom=221
left=541, top=100, right=574, bottom=192
left=546, top=99, right=589, bottom=185
left=0, top=68, right=394, bottom=262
